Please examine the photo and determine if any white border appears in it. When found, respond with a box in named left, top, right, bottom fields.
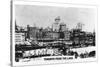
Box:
left=11, top=0, right=98, bottom=66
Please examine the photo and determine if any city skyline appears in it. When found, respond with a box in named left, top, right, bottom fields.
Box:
left=15, top=5, right=97, bottom=32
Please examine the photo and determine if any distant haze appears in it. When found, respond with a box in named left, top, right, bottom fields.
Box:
left=15, top=5, right=97, bottom=32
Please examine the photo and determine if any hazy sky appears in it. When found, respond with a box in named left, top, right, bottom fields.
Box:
left=15, top=5, right=97, bottom=32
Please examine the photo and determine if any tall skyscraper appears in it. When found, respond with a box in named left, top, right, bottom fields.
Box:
left=59, top=22, right=66, bottom=32
left=52, top=16, right=61, bottom=32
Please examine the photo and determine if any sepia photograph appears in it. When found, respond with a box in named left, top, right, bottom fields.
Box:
left=11, top=0, right=98, bottom=66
